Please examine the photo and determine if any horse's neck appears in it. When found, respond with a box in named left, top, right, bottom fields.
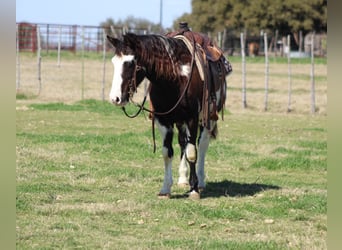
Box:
left=137, top=38, right=179, bottom=82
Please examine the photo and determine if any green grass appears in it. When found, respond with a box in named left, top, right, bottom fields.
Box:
left=226, top=55, right=327, bottom=65
left=16, top=99, right=327, bottom=249
left=30, top=99, right=119, bottom=114
left=16, top=93, right=29, bottom=100
left=29, top=99, right=150, bottom=117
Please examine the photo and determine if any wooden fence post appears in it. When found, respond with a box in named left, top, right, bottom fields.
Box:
left=81, top=26, right=85, bottom=100
left=102, top=28, right=107, bottom=101
left=274, top=30, right=278, bottom=57
left=240, top=32, right=247, bottom=108
left=218, top=31, right=222, bottom=49
left=310, top=32, right=316, bottom=114
left=287, top=35, right=292, bottom=112
left=16, top=23, right=20, bottom=92
left=37, top=25, right=42, bottom=95
left=57, top=25, right=61, bottom=67
left=299, top=30, right=303, bottom=53
left=264, top=32, right=269, bottom=111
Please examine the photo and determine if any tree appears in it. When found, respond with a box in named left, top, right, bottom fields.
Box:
left=100, top=16, right=162, bottom=35
left=174, top=0, right=327, bottom=36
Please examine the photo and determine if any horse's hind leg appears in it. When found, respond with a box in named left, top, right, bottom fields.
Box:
left=197, top=125, right=212, bottom=191
left=156, top=120, right=174, bottom=198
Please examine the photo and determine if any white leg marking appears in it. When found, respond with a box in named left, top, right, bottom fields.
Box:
left=178, top=154, right=188, bottom=186
left=160, top=147, right=173, bottom=195
left=197, top=127, right=211, bottom=189
left=156, top=120, right=173, bottom=195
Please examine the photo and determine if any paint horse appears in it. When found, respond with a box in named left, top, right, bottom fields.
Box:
left=107, top=33, right=230, bottom=199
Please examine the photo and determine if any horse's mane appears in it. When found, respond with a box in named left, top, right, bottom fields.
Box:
left=123, top=34, right=188, bottom=81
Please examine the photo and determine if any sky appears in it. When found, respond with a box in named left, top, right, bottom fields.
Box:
left=16, top=0, right=192, bottom=29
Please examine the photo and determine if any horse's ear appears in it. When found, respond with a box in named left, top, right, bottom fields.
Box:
left=123, top=33, right=138, bottom=51
left=107, top=35, right=122, bottom=48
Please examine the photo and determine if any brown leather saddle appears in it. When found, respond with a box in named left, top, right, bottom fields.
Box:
left=205, top=45, right=223, bottom=62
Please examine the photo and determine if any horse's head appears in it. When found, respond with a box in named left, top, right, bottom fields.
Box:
left=107, top=34, right=145, bottom=106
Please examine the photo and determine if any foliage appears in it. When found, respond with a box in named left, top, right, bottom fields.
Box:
left=174, top=0, right=327, bottom=36
left=99, top=0, right=326, bottom=38
left=100, top=16, right=162, bottom=35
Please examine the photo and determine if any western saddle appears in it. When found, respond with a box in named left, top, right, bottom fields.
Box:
left=165, top=22, right=232, bottom=130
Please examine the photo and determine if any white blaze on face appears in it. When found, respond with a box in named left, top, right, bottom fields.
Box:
left=109, top=54, right=135, bottom=105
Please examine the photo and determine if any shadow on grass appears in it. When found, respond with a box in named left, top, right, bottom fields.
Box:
left=202, top=179, right=280, bottom=198
left=171, top=180, right=280, bottom=199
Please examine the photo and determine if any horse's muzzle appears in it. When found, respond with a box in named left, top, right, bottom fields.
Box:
left=111, top=96, right=128, bottom=106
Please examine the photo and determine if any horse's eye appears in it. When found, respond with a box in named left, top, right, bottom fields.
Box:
left=124, top=61, right=135, bottom=68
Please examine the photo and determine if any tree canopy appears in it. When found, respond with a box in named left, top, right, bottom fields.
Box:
left=174, top=0, right=327, bottom=36
left=100, top=16, right=161, bottom=34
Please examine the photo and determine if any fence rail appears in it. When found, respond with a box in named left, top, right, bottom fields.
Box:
left=17, top=23, right=151, bottom=54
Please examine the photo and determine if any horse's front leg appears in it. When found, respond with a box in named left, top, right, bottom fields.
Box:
left=185, top=119, right=200, bottom=199
left=176, top=123, right=188, bottom=187
left=156, top=119, right=174, bottom=198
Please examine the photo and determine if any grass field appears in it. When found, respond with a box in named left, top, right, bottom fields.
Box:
left=16, top=100, right=327, bottom=249
left=16, top=53, right=327, bottom=249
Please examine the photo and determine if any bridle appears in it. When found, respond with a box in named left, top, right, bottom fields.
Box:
left=127, top=62, right=141, bottom=100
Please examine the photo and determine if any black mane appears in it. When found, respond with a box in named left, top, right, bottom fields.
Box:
left=123, top=33, right=191, bottom=81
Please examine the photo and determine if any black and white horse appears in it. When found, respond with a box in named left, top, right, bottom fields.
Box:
left=107, top=33, right=229, bottom=199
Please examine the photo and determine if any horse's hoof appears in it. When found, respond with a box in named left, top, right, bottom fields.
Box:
left=178, top=183, right=189, bottom=188
left=189, top=191, right=200, bottom=200
left=158, top=193, right=171, bottom=199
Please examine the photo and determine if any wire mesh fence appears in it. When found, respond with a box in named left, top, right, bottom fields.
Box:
left=16, top=22, right=151, bottom=102
left=16, top=22, right=327, bottom=115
